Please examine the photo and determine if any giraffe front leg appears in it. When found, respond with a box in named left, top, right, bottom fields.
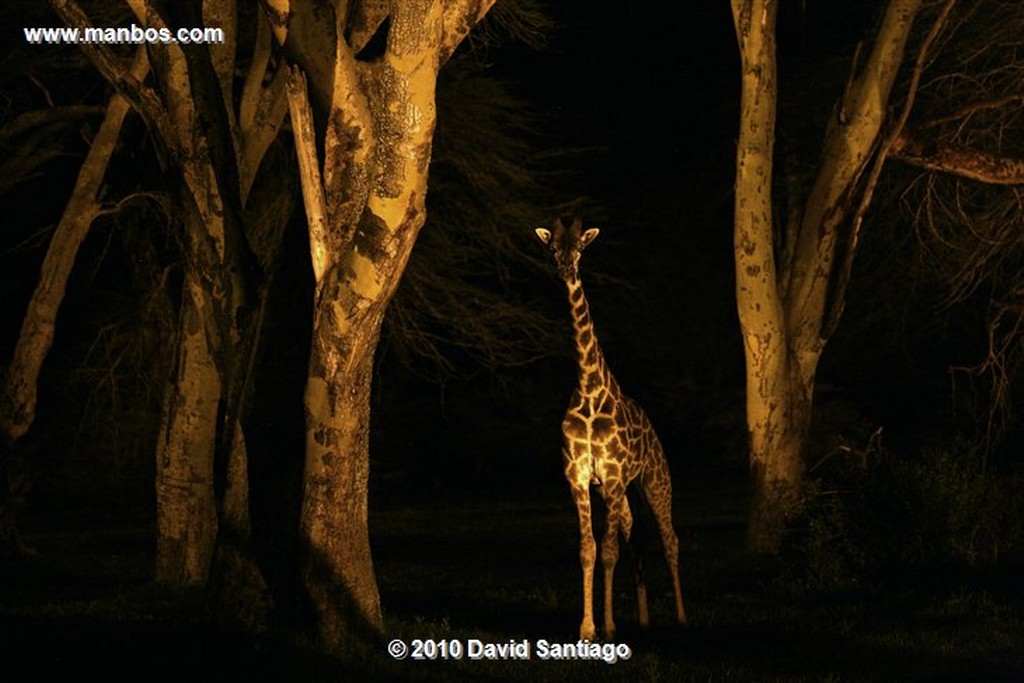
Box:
left=601, top=492, right=627, bottom=641
left=571, top=485, right=598, bottom=641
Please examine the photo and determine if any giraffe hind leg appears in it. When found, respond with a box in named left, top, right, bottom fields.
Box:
left=625, top=486, right=649, bottom=629
left=641, top=465, right=687, bottom=626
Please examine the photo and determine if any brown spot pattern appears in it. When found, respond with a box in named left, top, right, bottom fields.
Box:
left=539, top=217, right=688, bottom=640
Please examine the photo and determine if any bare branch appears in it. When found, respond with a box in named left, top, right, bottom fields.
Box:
left=891, top=127, right=1024, bottom=184
left=286, top=66, right=329, bottom=284
left=824, top=0, right=957, bottom=340
left=48, top=0, right=176, bottom=154
left=0, top=106, right=104, bottom=147
left=1, top=46, right=149, bottom=444
left=920, top=95, right=1024, bottom=130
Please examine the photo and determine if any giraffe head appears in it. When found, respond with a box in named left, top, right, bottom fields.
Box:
left=535, top=217, right=600, bottom=282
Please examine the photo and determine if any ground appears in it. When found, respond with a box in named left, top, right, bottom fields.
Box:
left=1, top=485, right=1022, bottom=682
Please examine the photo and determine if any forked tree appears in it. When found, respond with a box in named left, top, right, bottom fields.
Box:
left=730, top=0, right=1024, bottom=553
left=9, top=0, right=498, bottom=649
left=280, top=0, right=497, bottom=646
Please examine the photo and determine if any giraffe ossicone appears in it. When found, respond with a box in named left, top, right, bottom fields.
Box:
left=536, top=216, right=687, bottom=641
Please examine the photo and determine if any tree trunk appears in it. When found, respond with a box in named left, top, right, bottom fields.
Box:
left=732, top=0, right=923, bottom=553
left=732, top=0, right=803, bottom=553
left=300, top=269, right=387, bottom=645
left=286, top=0, right=495, bottom=648
left=206, top=426, right=273, bottom=632
left=48, top=0, right=288, bottom=629
left=154, top=274, right=219, bottom=586
left=744, top=362, right=814, bottom=552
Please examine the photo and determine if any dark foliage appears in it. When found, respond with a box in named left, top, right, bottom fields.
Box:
left=782, top=439, right=1024, bottom=593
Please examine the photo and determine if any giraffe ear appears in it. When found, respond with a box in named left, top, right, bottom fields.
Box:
left=581, top=228, right=600, bottom=248
left=534, top=228, right=552, bottom=244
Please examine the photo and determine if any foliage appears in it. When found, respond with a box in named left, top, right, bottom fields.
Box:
left=782, top=439, right=1023, bottom=592
left=892, top=0, right=1024, bottom=451
left=385, top=54, right=563, bottom=380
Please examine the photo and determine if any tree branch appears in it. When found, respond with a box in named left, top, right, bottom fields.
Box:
left=0, top=106, right=104, bottom=146
left=440, top=0, right=497, bottom=64
left=823, top=0, right=957, bottom=340
left=48, top=0, right=176, bottom=154
left=348, top=0, right=388, bottom=55
left=1, top=46, right=149, bottom=444
left=892, top=127, right=1024, bottom=184
left=259, top=0, right=290, bottom=46
left=323, top=26, right=374, bottom=241
left=785, top=0, right=922, bottom=353
left=286, top=66, right=330, bottom=285
left=239, top=11, right=290, bottom=204
left=920, top=95, right=1024, bottom=130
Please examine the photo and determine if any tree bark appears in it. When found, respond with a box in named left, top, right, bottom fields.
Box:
left=0, top=46, right=148, bottom=556
left=732, top=0, right=923, bottom=552
left=287, top=0, right=495, bottom=649
left=154, top=274, right=219, bottom=586
left=731, top=0, right=801, bottom=553
left=300, top=268, right=387, bottom=643
left=892, top=126, right=1024, bottom=185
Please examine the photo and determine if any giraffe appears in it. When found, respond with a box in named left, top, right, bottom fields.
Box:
left=535, top=217, right=686, bottom=641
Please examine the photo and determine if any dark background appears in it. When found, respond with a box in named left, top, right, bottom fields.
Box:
left=3, top=3, right=1023, bottom=677
left=0, top=0, right=1006, bottom=520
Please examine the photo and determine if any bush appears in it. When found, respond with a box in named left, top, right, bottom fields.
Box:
left=781, top=440, right=1023, bottom=592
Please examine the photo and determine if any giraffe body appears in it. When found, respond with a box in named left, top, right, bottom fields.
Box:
left=536, top=217, right=686, bottom=640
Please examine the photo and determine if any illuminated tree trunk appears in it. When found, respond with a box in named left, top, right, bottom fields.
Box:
left=49, top=0, right=290, bottom=625
left=731, top=0, right=923, bottom=552
left=284, top=0, right=495, bottom=648
left=731, top=0, right=800, bottom=554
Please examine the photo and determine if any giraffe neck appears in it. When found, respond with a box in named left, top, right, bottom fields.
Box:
left=565, top=278, right=615, bottom=396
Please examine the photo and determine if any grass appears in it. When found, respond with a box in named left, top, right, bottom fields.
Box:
left=1, top=485, right=1022, bottom=681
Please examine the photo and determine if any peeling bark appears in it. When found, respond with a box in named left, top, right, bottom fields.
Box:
left=288, top=0, right=494, bottom=650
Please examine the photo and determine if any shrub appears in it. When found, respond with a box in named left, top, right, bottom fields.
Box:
left=781, top=439, right=1022, bottom=592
